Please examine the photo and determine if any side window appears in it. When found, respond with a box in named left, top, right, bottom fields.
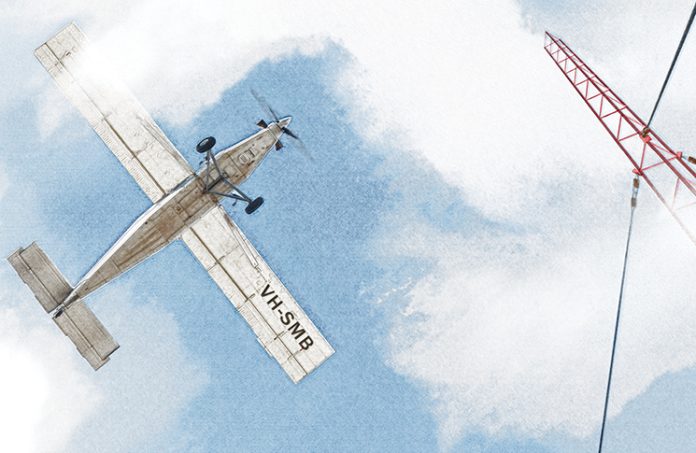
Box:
left=238, top=150, right=254, bottom=165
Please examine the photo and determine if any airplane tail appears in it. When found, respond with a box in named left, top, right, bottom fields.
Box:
left=8, top=242, right=119, bottom=370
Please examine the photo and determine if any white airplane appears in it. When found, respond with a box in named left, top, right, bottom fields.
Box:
left=8, top=23, right=334, bottom=383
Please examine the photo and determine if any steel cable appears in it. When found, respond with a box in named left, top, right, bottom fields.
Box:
left=646, top=1, right=696, bottom=129
left=597, top=177, right=639, bottom=453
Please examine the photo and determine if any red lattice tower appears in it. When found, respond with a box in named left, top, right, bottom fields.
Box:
left=545, top=32, right=696, bottom=244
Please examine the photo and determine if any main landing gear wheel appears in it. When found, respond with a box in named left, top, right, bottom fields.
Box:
left=196, top=136, right=216, bottom=153
left=245, top=197, right=264, bottom=214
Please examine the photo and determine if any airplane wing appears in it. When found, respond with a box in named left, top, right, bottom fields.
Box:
left=181, top=206, right=334, bottom=383
left=35, top=23, right=193, bottom=202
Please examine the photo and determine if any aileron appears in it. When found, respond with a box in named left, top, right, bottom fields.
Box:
left=35, top=23, right=192, bottom=202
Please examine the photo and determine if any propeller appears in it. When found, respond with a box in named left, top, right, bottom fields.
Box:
left=250, top=89, right=313, bottom=161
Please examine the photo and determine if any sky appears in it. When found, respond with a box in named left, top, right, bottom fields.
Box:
left=2, top=1, right=696, bottom=452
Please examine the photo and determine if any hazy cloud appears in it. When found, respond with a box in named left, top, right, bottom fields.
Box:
left=0, top=271, right=208, bottom=453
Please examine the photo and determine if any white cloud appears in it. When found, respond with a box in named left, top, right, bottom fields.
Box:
left=35, top=88, right=78, bottom=139
left=0, top=267, right=208, bottom=453
left=380, top=197, right=696, bottom=448
left=6, top=0, right=696, bottom=449
left=65, top=283, right=209, bottom=453
left=0, top=270, right=101, bottom=453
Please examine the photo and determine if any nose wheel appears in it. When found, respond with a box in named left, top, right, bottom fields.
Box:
left=196, top=136, right=216, bottom=153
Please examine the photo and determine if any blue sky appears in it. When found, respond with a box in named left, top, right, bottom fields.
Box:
left=2, top=1, right=696, bottom=452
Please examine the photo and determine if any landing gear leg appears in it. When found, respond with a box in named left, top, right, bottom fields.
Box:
left=198, top=136, right=264, bottom=215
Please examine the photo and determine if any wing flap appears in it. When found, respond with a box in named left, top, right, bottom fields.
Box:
left=180, top=206, right=334, bottom=383
left=35, top=23, right=193, bottom=202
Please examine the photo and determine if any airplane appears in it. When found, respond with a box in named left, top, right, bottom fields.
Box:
left=7, top=23, right=334, bottom=383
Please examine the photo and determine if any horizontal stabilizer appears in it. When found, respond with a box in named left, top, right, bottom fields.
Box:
left=53, top=300, right=119, bottom=370
left=8, top=242, right=72, bottom=313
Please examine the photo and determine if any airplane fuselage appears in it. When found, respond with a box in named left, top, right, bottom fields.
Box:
left=68, top=122, right=286, bottom=301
